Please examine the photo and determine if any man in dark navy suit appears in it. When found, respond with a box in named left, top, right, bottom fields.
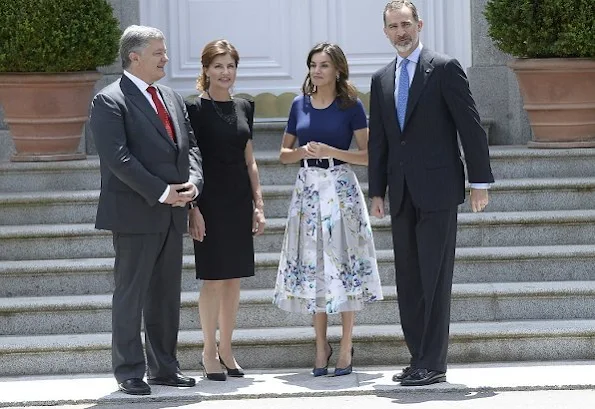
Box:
left=368, top=1, right=494, bottom=386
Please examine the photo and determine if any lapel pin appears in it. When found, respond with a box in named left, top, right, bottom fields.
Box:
left=425, top=69, right=432, bottom=73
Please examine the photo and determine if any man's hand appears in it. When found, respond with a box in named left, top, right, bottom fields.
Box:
left=188, top=207, right=206, bottom=242
left=370, top=196, right=385, bottom=218
left=165, top=182, right=198, bottom=206
left=470, top=188, right=489, bottom=213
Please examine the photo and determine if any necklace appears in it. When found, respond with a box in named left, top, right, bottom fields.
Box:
left=206, top=91, right=236, bottom=125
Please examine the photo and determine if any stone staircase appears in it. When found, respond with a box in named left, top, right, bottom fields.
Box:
left=1, top=123, right=595, bottom=376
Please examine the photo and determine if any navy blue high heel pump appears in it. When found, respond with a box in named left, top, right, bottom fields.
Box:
left=334, top=347, right=354, bottom=376
left=312, top=342, right=333, bottom=377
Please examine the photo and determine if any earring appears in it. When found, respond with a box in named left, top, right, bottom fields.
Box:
left=336, top=74, right=340, bottom=81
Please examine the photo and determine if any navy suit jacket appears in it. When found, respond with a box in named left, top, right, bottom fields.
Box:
left=368, top=48, right=494, bottom=212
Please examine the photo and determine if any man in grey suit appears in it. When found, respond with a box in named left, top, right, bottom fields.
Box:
left=90, top=25, right=203, bottom=395
left=368, top=1, right=494, bottom=386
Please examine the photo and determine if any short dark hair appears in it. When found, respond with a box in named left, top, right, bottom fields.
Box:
left=120, top=25, right=165, bottom=69
left=383, top=1, right=420, bottom=26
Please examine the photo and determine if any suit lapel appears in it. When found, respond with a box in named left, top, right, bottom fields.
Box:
left=404, top=48, right=434, bottom=127
left=121, top=76, right=176, bottom=148
left=380, top=59, right=401, bottom=136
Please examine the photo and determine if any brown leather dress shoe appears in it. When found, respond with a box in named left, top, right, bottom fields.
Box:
left=400, top=368, right=446, bottom=386
left=147, top=372, right=196, bottom=387
left=118, top=378, right=151, bottom=395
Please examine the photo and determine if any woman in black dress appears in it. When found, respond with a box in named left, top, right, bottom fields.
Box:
left=186, top=40, right=266, bottom=381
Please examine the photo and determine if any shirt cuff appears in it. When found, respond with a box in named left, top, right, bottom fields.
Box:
left=469, top=183, right=491, bottom=189
left=158, top=185, right=170, bottom=203
left=190, top=183, right=198, bottom=200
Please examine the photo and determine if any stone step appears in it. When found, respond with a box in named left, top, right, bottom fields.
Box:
left=254, top=151, right=368, bottom=185
left=2, top=282, right=594, bottom=336
left=1, top=319, right=594, bottom=376
left=3, top=145, right=595, bottom=193
left=3, top=178, right=595, bottom=226
left=489, top=146, right=595, bottom=179
left=250, top=121, right=286, bottom=151
left=2, top=245, right=595, bottom=297
left=251, top=120, right=490, bottom=153
left=2, top=208, right=595, bottom=260
left=265, top=178, right=595, bottom=217
left=249, top=210, right=595, bottom=251
left=256, top=146, right=595, bottom=184
left=0, top=159, right=101, bottom=193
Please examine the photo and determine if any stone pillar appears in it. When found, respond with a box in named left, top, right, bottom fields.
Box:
left=84, top=0, right=140, bottom=155
left=467, top=0, right=531, bottom=145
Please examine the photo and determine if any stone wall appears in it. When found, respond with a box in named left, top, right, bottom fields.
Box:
left=467, top=0, right=531, bottom=145
left=84, top=0, right=140, bottom=155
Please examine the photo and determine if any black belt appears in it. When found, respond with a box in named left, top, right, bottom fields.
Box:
left=300, top=158, right=345, bottom=169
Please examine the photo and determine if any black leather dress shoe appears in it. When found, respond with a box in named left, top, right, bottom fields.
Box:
left=392, top=366, right=415, bottom=382
left=147, top=372, right=196, bottom=387
left=118, top=378, right=151, bottom=395
left=400, top=368, right=446, bottom=386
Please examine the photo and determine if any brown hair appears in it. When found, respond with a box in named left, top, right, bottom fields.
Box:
left=383, top=0, right=420, bottom=25
left=301, top=42, right=358, bottom=109
left=196, top=39, right=240, bottom=91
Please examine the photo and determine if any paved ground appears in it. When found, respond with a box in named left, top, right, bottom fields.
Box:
left=1, top=361, right=594, bottom=408
left=13, top=391, right=595, bottom=409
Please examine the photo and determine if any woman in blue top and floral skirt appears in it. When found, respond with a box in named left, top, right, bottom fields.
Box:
left=274, top=42, right=383, bottom=377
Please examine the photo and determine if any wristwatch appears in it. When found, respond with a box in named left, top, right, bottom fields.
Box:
left=189, top=202, right=197, bottom=209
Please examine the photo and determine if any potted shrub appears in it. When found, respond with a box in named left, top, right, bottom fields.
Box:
left=484, top=0, right=595, bottom=148
left=0, top=0, right=120, bottom=161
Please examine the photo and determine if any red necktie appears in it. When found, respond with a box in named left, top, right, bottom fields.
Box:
left=146, top=86, right=175, bottom=142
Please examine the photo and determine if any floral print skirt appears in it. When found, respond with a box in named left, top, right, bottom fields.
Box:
left=273, top=164, right=383, bottom=314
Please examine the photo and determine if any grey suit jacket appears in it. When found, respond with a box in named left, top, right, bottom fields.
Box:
left=90, top=74, right=203, bottom=233
left=368, top=47, right=493, bottom=212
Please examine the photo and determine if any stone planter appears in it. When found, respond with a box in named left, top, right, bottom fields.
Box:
left=0, top=71, right=100, bottom=161
left=508, top=58, right=595, bottom=148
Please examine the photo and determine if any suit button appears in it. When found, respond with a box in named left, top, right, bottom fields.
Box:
left=401, top=141, right=406, bottom=145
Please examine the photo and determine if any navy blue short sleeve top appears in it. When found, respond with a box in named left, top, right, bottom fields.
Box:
left=285, top=95, right=368, bottom=150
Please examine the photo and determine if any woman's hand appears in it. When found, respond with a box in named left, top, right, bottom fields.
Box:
left=252, top=208, right=266, bottom=236
left=305, top=141, right=331, bottom=159
left=299, top=144, right=312, bottom=159
left=188, top=207, right=206, bottom=242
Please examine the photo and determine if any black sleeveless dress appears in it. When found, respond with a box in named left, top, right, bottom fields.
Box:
left=185, top=97, right=255, bottom=280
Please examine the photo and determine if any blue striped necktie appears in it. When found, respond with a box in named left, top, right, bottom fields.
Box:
left=397, top=59, right=410, bottom=131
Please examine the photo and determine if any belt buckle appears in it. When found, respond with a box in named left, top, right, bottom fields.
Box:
left=321, top=158, right=334, bottom=168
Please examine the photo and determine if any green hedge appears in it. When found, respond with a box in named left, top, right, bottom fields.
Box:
left=0, top=0, right=121, bottom=72
left=484, top=0, right=595, bottom=58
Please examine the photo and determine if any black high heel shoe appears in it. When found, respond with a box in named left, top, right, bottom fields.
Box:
left=312, top=342, right=333, bottom=377
left=219, top=356, right=245, bottom=377
left=334, top=347, right=354, bottom=376
left=199, top=360, right=226, bottom=381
